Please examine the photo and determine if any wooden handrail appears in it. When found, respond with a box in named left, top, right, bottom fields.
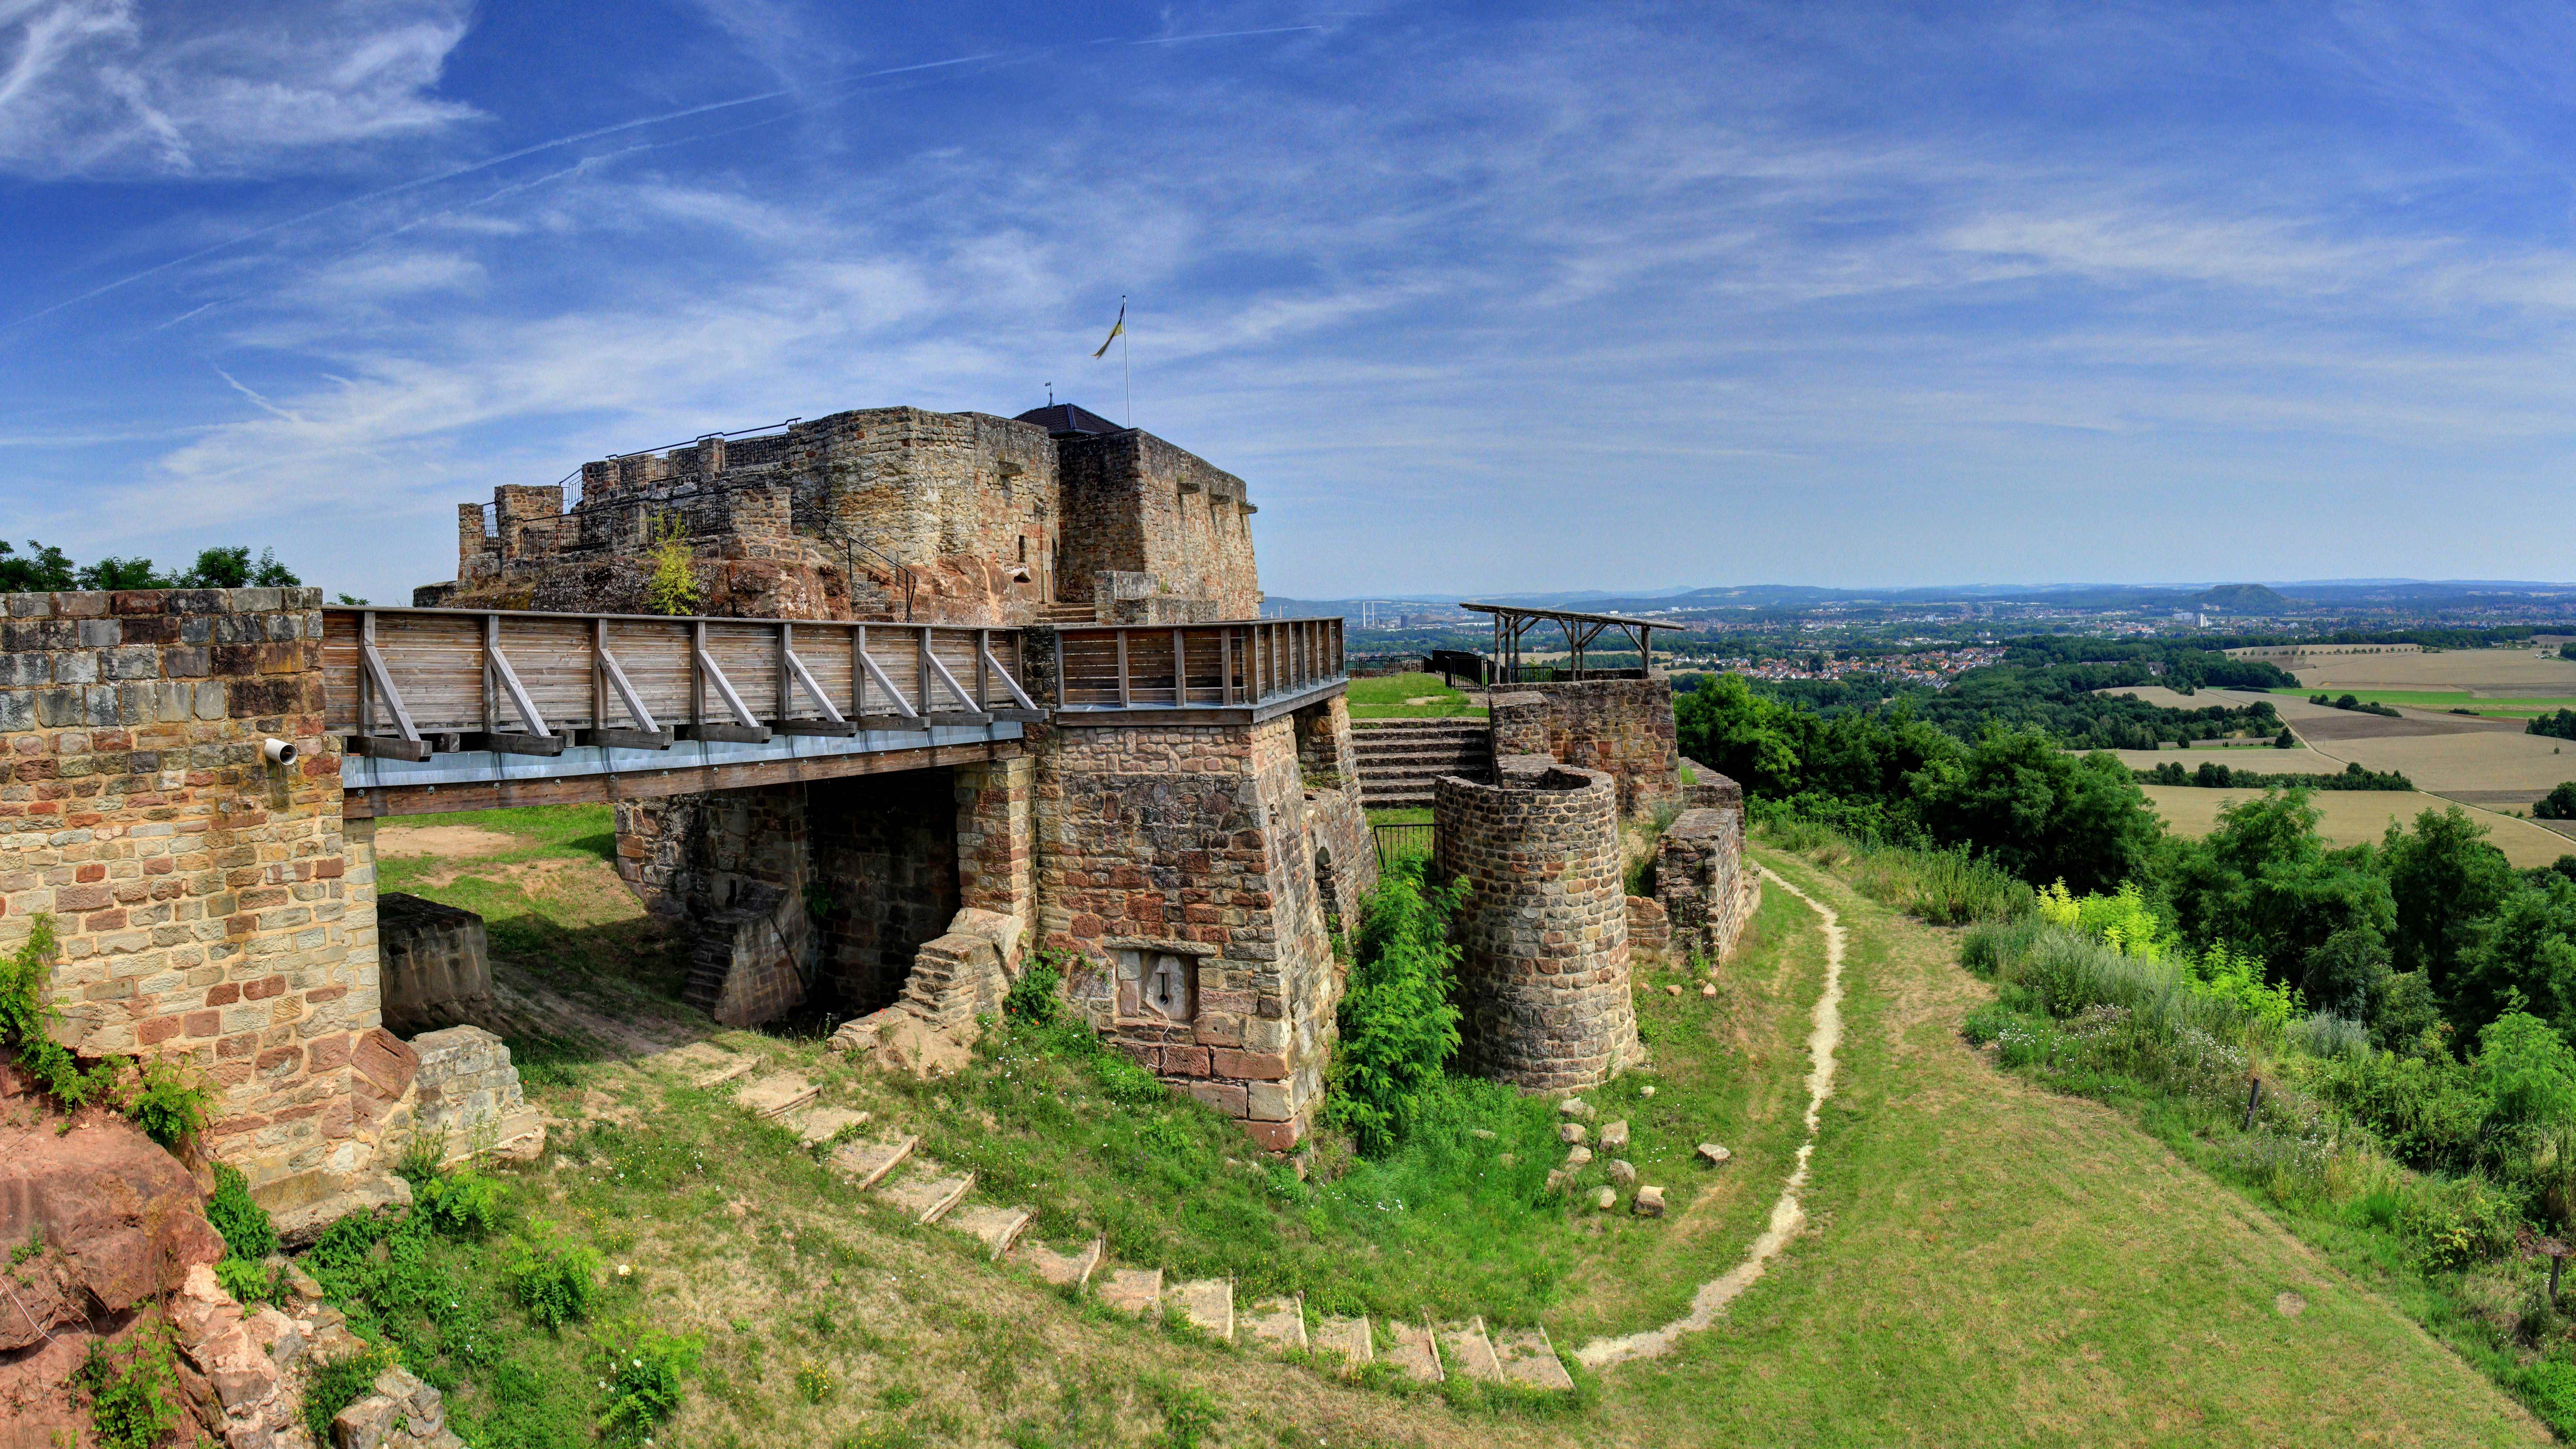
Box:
left=1050, top=617, right=1345, bottom=712
left=323, top=608, right=1031, bottom=756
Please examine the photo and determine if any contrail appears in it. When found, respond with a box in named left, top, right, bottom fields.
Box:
left=0, top=50, right=1005, bottom=334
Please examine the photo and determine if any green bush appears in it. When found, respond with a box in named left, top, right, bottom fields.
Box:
left=0, top=916, right=118, bottom=1110
left=596, top=1324, right=704, bottom=1444
left=77, top=1330, right=183, bottom=1449
left=419, top=1170, right=507, bottom=1240
left=214, top=1256, right=283, bottom=1305
left=1325, top=863, right=1466, bottom=1156
left=506, top=1230, right=602, bottom=1331
left=1005, top=952, right=1064, bottom=1025
left=206, top=1163, right=278, bottom=1263
left=123, top=1056, right=211, bottom=1148
left=302, top=1344, right=399, bottom=1445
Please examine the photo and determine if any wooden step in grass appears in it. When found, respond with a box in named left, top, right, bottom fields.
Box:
left=1168, top=1279, right=1234, bottom=1341
left=828, top=1134, right=918, bottom=1191
left=1011, top=1236, right=1104, bottom=1289
left=877, top=1164, right=975, bottom=1225
left=1436, top=1318, right=1503, bottom=1382
left=1312, top=1316, right=1373, bottom=1370
left=1097, top=1267, right=1163, bottom=1317
left=1242, top=1295, right=1307, bottom=1354
left=789, top=1105, right=869, bottom=1147
left=944, top=1203, right=1032, bottom=1260
left=733, top=1072, right=819, bottom=1120
left=1383, top=1315, right=1443, bottom=1383
left=662, top=1041, right=755, bottom=1089
left=1489, top=1324, right=1575, bottom=1391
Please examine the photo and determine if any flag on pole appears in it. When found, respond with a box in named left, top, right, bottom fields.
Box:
left=1092, top=299, right=1126, bottom=358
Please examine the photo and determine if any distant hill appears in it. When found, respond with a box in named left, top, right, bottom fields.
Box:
left=2193, top=583, right=2291, bottom=613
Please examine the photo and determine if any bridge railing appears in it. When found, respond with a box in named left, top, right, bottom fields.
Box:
left=1050, top=617, right=1345, bottom=713
left=323, top=608, right=1033, bottom=759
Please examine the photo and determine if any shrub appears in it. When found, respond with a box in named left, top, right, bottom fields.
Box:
left=1850, top=844, right=2035, bottom=925
left=214, top=1255, right=283, bottom=1305
left=507, top=1230, right=602, bottom=1331
left=123, top=1056, right=211, bottom=1148
left=1005, top=952, right=1065, bottom=1026
left=419, top=1169, right=507, bottom=1240
left=303, top=1344, right=399, bottom=1445
left=643, top=512, right=701, bottom=615
left=596, top=1325, right=704, bottom=1444
left=1326, top=864, right=1466, bottom=1156
left=205, top=1163, right=278, bottom=1263
left=0, top=916, right=118, bottom=1110
left=77, top=1330, right=184, bottom=1449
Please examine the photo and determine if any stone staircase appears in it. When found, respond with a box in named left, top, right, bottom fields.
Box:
left=656, top=1040, right=1575, bottom=1393
left=1038, top=601, right=1096, bottom=625
left=1350, top=718, right=1492, bottom=810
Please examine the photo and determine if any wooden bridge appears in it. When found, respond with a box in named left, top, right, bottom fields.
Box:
left=328, top=608, right=1345, bottom=815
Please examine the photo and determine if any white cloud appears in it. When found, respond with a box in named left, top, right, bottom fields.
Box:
left=0, top=0, right=478, bottom=176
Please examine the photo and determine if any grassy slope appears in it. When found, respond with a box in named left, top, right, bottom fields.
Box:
left=1608, top=851, right=2547, bottom=1448
left=369, top=806, right=2543, bottom=1445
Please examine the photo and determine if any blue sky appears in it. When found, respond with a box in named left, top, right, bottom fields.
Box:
left=2, top=1, right=2572, bottom=603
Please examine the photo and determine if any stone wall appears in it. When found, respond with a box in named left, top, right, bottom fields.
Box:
left=1433, top=757, right=1640, bottom=1091
left=1514, top=679, right=1679, bottom=819
left=408, top=1025, right=543, bottom=1165
left=1293, top=696, right=1376, bottom=935
left=376, top=893, right=494, bottom=1035
left=1056, top=429, right=1260, bottom=619
left=0, top=587, right=384, bottom=1198
left=1033, top=714, right=1338, bottom=1150
left=1656, top=798, right=1758, bottom=964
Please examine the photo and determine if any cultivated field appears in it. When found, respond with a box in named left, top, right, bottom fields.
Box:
left=2142, top=785, right=2574, bottom=867
left=2091, top=744, right=2349, bottom=773
left=2288, top=645, right=2576, bottom=698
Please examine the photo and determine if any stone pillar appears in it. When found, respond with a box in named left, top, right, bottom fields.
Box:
left=1489, top=691, right=1548, bottom=758
left=1433, top=757, right=1640, bottom=1090
left=1656, top=800, right=1757, bottom=964
left=0, top=587, right=380, bottom=1199
left=954, top=754, right=1033, bottom=963
left=376, top=893, right=495, bottom=1035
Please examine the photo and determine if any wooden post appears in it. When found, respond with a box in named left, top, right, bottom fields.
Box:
left=1221, top=628, right=1234, bottom=705
left=481, top=614, right=498, bottom=735
left=976, top=629, right=990, bottom=711
left=690, top=620, right=706, bottom=730
left=592, top=618, right=608, bottom=732
left=778, top=622, right=793, bottom=721
left=854, top=624, right=868, bottom=717
left=358, top=610, right=376, bottom=739
left=916, top=627, right=932, bottom=716
left=1116, top=629, right=1131, bottom=708
left=1172, top=628, right=1186, bottom=706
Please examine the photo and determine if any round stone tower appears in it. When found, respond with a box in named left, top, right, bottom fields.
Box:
left=1432, top=757, right=1641, bottom=1090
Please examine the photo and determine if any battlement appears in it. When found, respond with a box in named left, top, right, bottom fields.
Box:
left=431, top=403, right=1260, bottom=627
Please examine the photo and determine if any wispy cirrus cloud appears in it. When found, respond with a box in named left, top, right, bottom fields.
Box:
left=0, top=0, right=478, bottom=176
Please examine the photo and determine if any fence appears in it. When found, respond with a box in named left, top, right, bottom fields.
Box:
left=1051, top=617, right=1346, bottom=712
left=1372, top=821, right=1434, bottom=871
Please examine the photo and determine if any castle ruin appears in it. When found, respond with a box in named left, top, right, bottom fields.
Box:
left=0, top=397, right=1754, bottom=1210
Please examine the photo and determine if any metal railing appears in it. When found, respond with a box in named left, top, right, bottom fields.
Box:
left=1050, top=617, right=1345, bottom=712
left=1373, top=821, right=1434, bottom=870
left=324, top=607, right=1033, bottom=759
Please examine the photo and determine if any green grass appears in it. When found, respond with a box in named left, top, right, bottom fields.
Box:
left=1348, top=672, right=1488, bottom=719
left=2269, top=686, right=2576, bottom=717
left=1367, top=808, right=1433, bottom=827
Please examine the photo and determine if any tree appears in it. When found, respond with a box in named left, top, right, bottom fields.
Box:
left=2536, top=783, right=2576, bottom=821
left=2167, top=790, right=2396, bottom=972
left=2453, top=878, right=2576, bottom=1046
left=2275, top=727, right=2296, bottom=749
left=2385, top=805, right=2517, bottom=990
left=177, top=546, right=300, bottom=589
left=0, top=540, right=74, bottom=592
left=2301, top=926, right=2393, bottom=1019
left=1908, top=728, right=2162, bottom=894
left=1673, top=673, right=1807, bottom=800
left=74, top=556, right=166, bottom=590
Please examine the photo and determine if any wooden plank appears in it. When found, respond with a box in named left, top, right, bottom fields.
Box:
left=345, top=735, right=432, bottom=761
left=343, top=739, right=1024, bottom=817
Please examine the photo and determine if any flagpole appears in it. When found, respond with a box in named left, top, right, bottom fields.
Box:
left=1123, top=306, right=1132, bottom=427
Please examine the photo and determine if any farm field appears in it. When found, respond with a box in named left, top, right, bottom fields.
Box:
left=2287, top=722, right=2576, bottom=807
left=2142, top=785, right=2574, bottom=867
left=2270, top=686, right=2576, bottom=718
left=2090, top=744, right=2348, bottom=773
left=2287, top=646, right=2576, bottom=698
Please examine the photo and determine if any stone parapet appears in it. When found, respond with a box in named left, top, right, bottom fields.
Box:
left=377, top=892, right=494, bottom=1035
left=409, top=1024, right=543, bottom=1165
left=1433, top=757, right=1640, bottom=1091
left=1509, top=678, right=1680, bottom=819
left=1656, top=798, right=1757, bottom=964
left=0, top=587, right=379, bottom=1199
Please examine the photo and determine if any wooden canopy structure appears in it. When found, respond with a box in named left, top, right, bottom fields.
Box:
left=1461, top=602, right=1676, bottom=683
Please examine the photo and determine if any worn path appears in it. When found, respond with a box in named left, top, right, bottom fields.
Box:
left=1574, top=864, right=1846, bottom=1367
